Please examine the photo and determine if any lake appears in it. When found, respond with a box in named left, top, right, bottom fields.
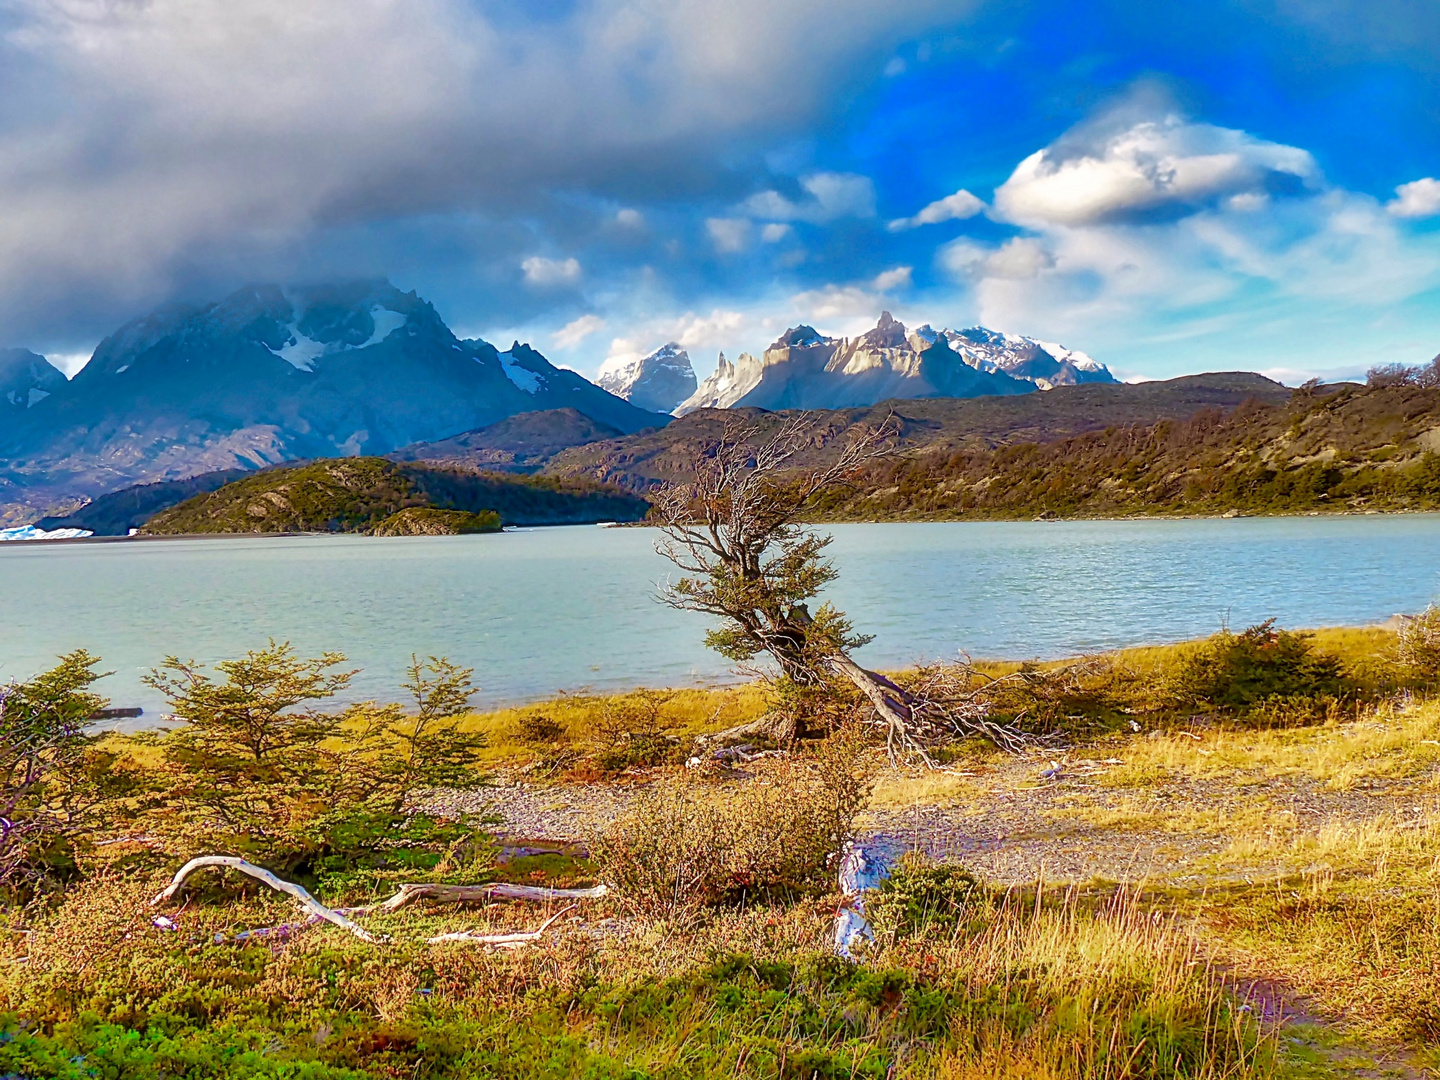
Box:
left=1, top=515, right=1437, bottom=723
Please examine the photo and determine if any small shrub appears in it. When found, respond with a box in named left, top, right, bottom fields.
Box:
left=1397, top=605, right=1440, bottom=687
left=590, top=691, right=688, bottom=771
left=1168, top=621, right=1350, bottom=720
left=593, top=746, right=873, bottom=915
left=866, top=854, right=991, bottom=944
left=515, top=712, right=565, bottom=744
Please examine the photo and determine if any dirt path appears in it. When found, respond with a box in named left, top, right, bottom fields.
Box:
left=440, top=756, right=1438, bottom=888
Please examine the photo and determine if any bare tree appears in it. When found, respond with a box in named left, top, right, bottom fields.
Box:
left=653, top=413, right=1025, bottom=760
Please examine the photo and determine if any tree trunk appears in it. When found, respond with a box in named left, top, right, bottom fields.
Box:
left=825, top=653, right=917, bottom=758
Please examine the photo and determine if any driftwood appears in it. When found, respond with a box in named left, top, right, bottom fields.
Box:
left=151, top=856, right=385, bottom=943
left=426, top=904, right=576, bottom=947
left=367, top=881, right=607, bottom=914
left=152, top=856, right=608, bottom=946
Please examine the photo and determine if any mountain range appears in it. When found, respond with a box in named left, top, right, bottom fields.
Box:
left=673, top=312, right=1115, bottom=414
left=0, top=283, right=1121, bottom=525
left=583, top=313, right=1116, bottom=417
left=0, top=282, right=664, bottom=522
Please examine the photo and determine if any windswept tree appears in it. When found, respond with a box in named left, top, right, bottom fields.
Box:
left=354, top=654, right=488, bottom=811
left=652, top=415, right=904, bottom=743
left=144, top=641, right=359, bottom=856
left=145, top=642, right=489, bottom=876
left=653, top=414, right=1030, bottom=759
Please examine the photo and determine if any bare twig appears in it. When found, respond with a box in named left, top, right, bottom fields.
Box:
left=366, top=881, right=607, bottom=914
left=425, top=903, right=577, bottom=947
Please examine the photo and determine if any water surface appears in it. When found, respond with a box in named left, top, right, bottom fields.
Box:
left=0, top=516, right=1436, bottom=720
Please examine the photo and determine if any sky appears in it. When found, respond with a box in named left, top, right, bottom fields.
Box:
left=3, top=1, right=1440, bottom=384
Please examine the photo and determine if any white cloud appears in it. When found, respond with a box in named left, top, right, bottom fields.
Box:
left=939, top=237, right=1051, bottom=280
left=984, top=238, right=1054, bottom=279
left=552, top=313, right=605, bottom=348
left=760, top=222, right=793, bottom=243
left=788, top=284, right=887, bottom=326
left=521, top=256, right=581, bottom=286
left=888, top=188, right=985, bottom=230
left=615, top=208, right=645, bottom=229
left=706, top=217, right=752, bottom=253
left=993, top=115, right=1318, bottom=228
left=936, top=106, right=1440, bottom=380
left=742, top=172, right=876, bottom=223
left=871, top=266, right=913, bottom=291
left=1389, top=178, right=1440, bottom=219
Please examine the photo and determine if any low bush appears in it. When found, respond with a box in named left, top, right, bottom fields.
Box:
left=1397, top=604, right=1440, bottom=687
left=1168, top=620, right=1351, bottom=721
left=588, top=690, right=690, bottom=772
left=865, top=854, right=991, bottom=945
left=593, top=739, right=874, bottom=915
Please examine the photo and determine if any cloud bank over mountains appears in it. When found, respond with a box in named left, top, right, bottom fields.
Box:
left=2, top=0, right=1440, bottom=385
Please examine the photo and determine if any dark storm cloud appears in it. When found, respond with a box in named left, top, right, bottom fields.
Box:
left=0, top=0, right=970, bottom=350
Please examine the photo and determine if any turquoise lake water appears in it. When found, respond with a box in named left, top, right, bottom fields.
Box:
left=0, top=516, right=1437, bottom=722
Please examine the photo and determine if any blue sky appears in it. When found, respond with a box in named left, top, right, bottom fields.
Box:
left=2, top=0, right=1439, bottom=383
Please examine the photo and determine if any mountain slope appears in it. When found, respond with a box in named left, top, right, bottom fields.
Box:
left=389, top=408, right=628, bottom=472
left=1, top=349, right=65, bottom=413
left=35, top=468, right=258, bottom=535
left=674, top=312, right=1112, bottom=415
left=141, top=458, right=650, bottom=534
left=0, top=281, right=663, bottom=522
left=547, top=372, right=1290, bottom=494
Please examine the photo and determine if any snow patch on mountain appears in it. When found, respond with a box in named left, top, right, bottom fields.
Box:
left=498, top=349, right=542, bottom=393
left=362, top=306, right=408, bottom=347
left=269, top=305, right=410, bottom=371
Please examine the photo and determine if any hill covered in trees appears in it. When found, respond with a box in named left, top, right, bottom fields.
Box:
left=812, top=381, right=1440, bottom=520
left=542, top=372, right=1291, bottom=492
left=141, top=458, right=649, bottom=535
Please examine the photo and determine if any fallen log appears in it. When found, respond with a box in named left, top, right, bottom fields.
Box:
left=151, top=856, right=385, bottom=944
left=369, top=881, right=607, bottom=914
left=426, top=904, right=576, bottom=947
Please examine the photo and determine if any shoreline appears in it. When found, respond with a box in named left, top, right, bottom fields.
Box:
left=6, top=504, right=1440, bottom=544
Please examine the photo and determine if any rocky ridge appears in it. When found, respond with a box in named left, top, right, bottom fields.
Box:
left=675, top=312, right=1115, bottom=415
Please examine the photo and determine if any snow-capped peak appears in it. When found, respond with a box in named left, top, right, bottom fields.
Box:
left=597, top=342, right=697, bottom=413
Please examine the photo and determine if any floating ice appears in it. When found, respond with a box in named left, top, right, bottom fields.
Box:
left=0, top=525, right=93, bottom=541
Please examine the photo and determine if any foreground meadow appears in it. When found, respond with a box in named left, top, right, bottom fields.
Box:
left=3, top=620, right=1439, bottom=1079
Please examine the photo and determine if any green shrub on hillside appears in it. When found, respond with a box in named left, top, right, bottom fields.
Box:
left=1168, top=620, right=1350, bottom=721
left=370, top=507, right=501, bottom=536
left=138, top=643, right=489, bottom=889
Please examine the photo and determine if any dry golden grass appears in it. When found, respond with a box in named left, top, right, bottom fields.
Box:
left=455, top=682, right=771, bottom=763
left=1124, top=701, right=1440, bottom=788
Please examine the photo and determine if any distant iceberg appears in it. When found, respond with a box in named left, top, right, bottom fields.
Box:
left=0, top=525, right=93, bottom=541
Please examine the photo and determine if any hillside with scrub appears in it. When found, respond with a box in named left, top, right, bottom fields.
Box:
left=140, top=457, right=650, bottom=534
left=814, top=370, right=1440, bottom=520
